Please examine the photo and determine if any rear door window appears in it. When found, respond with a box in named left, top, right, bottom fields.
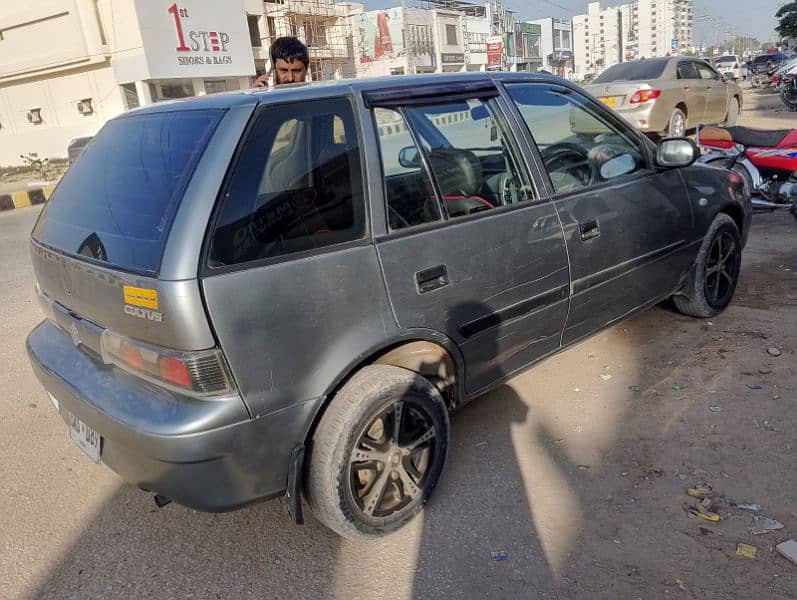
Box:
left=591, top=60, right=668, bottom=83
left=209, top=98, right=365, bottom=267
left=32, top=110, right=222, bottom=274
left=677, top=62, right=698, bottom=79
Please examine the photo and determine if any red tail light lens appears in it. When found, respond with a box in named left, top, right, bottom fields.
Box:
left=734, top=63, right=739, bottom=69
left=101, top=330, right=235, bottom=397
left=158, top=356, right=193, bottom=388
left=629, top=89, right=662, bottom=104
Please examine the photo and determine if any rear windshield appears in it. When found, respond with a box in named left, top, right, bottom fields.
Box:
left=33, top=109, right=222, bottom=274
left=716, top=56, right=736, bottom=63
left=592, top=60, right=668, bottom=83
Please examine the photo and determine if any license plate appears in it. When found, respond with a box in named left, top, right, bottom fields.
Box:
left=599, top=96, right=621, bottom=108
left=65, top=409, right=101, bottom=463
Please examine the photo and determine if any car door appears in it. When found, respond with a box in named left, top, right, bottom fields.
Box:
left=367, top=83, right=570, bottom=394
left=676, top=61, right=705, bottom=125
left=502, top=81, right=695, bottom=345
left=696, top=62, right=728, bottom=123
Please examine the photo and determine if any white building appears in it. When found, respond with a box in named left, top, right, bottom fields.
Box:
left=572, top=0, right=693, bottom=79
left=0, top=0, right=362, bottom=165
left=529, top=17, right=574, bottom=78
left=572, top=2, right=631, bottom=79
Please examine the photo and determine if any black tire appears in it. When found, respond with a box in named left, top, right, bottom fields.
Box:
left=673, top=214, right=742, bottom=318
left=723, top=97, right=740, bottom=126
left=306, top=365, right=449, bottom=539
left=667, top=107, right=687, bottom=138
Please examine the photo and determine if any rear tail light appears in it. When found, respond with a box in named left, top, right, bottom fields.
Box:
left=728, top=171, right=749, bottom=201
left=629, top=89, right=661, bottom=104
left=101, top=330, right=236, bottom=397
left=734, top=63, right=739, bottom=69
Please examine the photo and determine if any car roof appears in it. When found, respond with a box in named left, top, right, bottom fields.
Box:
left=120, top=72, right=567, bottom=117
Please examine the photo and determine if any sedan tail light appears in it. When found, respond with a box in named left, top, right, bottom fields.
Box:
left=101, top=330, right=236, bottom=397
left=734, top=63, right=739, bottom=69
left=629, top=89, right=662, bottom=104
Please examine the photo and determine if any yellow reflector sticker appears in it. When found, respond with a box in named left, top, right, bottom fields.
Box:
left=123, top=286, right=159, bottom=310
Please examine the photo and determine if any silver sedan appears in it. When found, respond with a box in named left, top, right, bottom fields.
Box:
left=585, top=57, right=743, bottom=137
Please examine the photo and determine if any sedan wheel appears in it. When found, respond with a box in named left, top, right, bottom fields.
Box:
left=667, top=108, right=687, bottom=137
left=673, top=214, right=742, bottom=318
left=723, top=97, right=740, bottom=127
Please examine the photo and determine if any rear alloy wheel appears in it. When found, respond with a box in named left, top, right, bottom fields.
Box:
left=667, top=108, right=687, bottom=137
left=673, top=214, right=742, bottom=318
left=723, top=97, right=740, bottom=126
left=306, top=365, right=449, bottom=539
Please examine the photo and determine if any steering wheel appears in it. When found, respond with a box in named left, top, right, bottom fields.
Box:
left=540, top=143, right=598, bottom=191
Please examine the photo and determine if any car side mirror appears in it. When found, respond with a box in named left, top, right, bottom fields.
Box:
left=722, top=72, right=734, bottom=82
left=398, top=146, right=421, bottom=169
left=657, top=138, right=699, bottom=168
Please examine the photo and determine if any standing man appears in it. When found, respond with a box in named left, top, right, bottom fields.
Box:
left=254, top=36, right=310, bottom=87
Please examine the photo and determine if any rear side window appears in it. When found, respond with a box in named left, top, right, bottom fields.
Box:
left=592, top=60, right=668, bottom=83
left=209, top=98, right=365, bottom=267
left=33, top=110, right=222, bottom=274
left=677, top=62, right=698, bottom=79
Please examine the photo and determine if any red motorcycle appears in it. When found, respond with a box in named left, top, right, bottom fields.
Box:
left=696, top=124, right=797, bottom=216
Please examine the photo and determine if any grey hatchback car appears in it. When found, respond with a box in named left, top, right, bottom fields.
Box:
left=27, top=73, right=751, bottom=539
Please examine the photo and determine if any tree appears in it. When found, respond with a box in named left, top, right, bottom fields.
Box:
left=776, top=2, right=797, bottom=40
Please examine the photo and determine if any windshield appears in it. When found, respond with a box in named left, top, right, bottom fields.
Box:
left=716, top=56, right=736, bottom=63
left=592, top=60, right=668, bottom=83
left=32, top=109, right=222, bottom=274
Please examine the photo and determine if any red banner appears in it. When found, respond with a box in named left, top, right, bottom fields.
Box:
left=487, top=36, right=504, bottom=70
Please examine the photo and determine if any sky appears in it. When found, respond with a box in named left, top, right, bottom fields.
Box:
left=360, top=0, right=784, bottom=47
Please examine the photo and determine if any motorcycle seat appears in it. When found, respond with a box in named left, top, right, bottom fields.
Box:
left=723, top=126, right=791, bottom=148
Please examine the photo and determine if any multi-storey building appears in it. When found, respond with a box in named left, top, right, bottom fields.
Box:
left=572, top=0, right=693, bottom=79
left=529, top=17, right=574, bottom=77
left=0, top=0, right=364, bottom=165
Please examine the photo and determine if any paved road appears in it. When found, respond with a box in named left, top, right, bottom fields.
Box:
left=2, top=87, right=795, bottom=600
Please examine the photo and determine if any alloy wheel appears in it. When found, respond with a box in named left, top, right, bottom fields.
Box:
left=703, top=231, right=738, bottom=307
left=348, top=400, right=439, bottom=518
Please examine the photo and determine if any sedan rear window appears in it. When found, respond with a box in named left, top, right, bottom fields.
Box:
left=33, top=109, right=222, bottom=274
left=716, top=56, right=737, bottom=63
left=592, top=60, right=668, bottom=83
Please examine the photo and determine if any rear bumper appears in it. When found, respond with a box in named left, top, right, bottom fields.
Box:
left=26, top=319, right=321, bottom=511
left=614, top=102, right=669, bottom=133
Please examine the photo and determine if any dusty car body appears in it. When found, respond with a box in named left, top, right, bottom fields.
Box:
left=27, top=72, right=751, bottom=539
left=585, top=57, right=743, bottom=137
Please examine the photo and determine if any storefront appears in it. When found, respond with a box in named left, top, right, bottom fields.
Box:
left=0, top=0, right=256, bottom=164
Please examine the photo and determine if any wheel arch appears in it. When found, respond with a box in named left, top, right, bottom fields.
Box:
left=303, top=331, right=466, bottom=448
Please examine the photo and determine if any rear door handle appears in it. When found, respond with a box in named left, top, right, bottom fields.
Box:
left=579, top=219, right=600, bottom=241
left=415, top=265, right=449, bottom=294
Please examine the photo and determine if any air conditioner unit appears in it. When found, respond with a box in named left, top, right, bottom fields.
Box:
left=27, top=109, right=42, bottom=124
left=77, top=99, right=93, bottom=115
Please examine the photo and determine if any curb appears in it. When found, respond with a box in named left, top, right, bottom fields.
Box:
left=0, top=185, right=55, bottom=212
left=377, top=110, right=472, bottom=138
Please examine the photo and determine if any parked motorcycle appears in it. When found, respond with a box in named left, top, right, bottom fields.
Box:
left=696, top=124, right=797, bottom=216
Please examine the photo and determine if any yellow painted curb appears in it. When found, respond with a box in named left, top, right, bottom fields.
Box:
left=12, top=191, right=31, bottom=208
left=43, top=185, right=55, bottom=200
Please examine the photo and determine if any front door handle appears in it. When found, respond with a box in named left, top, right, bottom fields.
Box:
left=415, top=265, right=449, bottom=294
left=579, top=219, right=600, bottom=241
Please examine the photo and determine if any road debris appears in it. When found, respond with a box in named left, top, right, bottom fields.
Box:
left=709, top=406, right=723, bottom=413
left=767, top=347, right=782, bottom=357
left=776, top=540, right=797, bottom=566
left=759, top=367, right=773, bottom=375
left=684, top=503, right=721, bottom=522
left=600, top=374, right=612, bottom=381
left=736, top=504, right=763, bottom=512
left=745, top=384, right=763, bottom=390
left=490, top=551, right=508, bottom=561
left=750, top=516, right=784, bottom=535
left=736, top=543, right=758, bottom=559
left=675, top=578, right=687, bottom=592
left=629, top=385, right=641, bottom=393
left=672, top=383, right=686, bottom=391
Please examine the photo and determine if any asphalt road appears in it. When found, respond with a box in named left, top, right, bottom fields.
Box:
left=2, top=87, right=796, bottom=600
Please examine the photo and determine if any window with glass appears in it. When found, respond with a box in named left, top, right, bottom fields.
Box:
left=696, top=62, right=719, bottom=80
left=445, top=24, right=458, bottom=46
left=209, top=99, right=365, bottom=267
left=506, top=84, right=647, bottom=195
left=676, top=62, right=698, bottom=79
left=374, top=97, right=533, bottom=231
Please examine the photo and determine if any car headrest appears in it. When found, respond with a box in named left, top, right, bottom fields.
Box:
left=427, top=148, right=483, bottom=198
